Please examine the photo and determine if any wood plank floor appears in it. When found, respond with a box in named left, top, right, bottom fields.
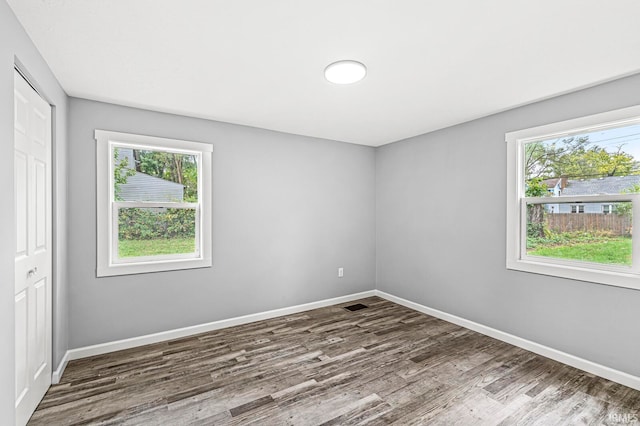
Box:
left=30, top=297, right=640, bottom=425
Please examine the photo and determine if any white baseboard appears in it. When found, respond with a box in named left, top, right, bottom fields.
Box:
left=51, top=350, right=69, bottom=384
left=374, top=290, right=640, bottom=392
left=54, top=288, right=640, bottom=392
left=63, top=290, right=376, bottom=363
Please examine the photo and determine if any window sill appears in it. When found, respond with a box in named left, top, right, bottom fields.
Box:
left=507, top=258, right=640, bottom=291
left=97, top=257, right=212, bottom=277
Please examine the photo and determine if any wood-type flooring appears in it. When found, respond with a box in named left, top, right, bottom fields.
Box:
left=29, top=297, right=640, bottom=425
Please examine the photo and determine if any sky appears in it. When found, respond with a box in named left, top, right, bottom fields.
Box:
left=584, top=123, right=640, bottom=160
left=534, top=123, right=640, bottom=181
left=538, top=122, right=640, bottom=163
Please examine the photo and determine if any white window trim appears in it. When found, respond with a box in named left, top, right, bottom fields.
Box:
left=506, top=105, right=640, bottom=291
left=95, top=130, right=213, bottom=277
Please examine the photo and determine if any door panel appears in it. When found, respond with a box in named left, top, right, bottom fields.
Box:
left=14, top=89, right=28, bottom=134
left=35, top=160, right=46, bottom=251
left=34, top=278, right=47, bottom=377
left=14, top=290, right=28, bottom=406
left=31, top=108, right=47, bottom=148
left=14, top=69, right=52, bottom=426
left=15, top=151, right=28, bottom=257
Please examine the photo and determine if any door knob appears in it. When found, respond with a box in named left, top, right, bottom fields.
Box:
left=27, top=267, right=38, bottom=278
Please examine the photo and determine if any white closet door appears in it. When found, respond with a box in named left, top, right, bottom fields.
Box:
left=14, top=69, right=52, bottom=426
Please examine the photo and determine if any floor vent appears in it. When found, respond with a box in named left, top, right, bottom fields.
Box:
left=344, top=303, right=368, bottom=312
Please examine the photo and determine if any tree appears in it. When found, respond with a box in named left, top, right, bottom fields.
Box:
left=525, top=138, right=638, bottom=239
left=113, top=148, right=135, bottom=201
left=526, top=177, right=548, bottom=238
left=615, top=183, right=640, bottom=218
left=134, top=150, right=198, bottom=201
left=556, top=145, right=635, bottom=179
left=525, top=136, right=589, bottom=180
left=525, top=136, right=637, bottom=181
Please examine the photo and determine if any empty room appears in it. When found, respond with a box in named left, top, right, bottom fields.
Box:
left=2, top=1, right=640, bottom=424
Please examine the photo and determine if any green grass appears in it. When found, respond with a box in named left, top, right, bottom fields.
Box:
left=118, top=237, right=195, bottom=258
left=528, top=237, right=631, bottom=266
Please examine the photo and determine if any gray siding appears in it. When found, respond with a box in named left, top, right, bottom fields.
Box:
left=116, top=147, right=185, bottom=202
left=119, top=172, right=184, bottom=202
left=556, top=203, right=609, bottom=214
left=548, top=176, right=640, bottom=214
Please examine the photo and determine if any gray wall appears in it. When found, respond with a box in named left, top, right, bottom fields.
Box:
left=376, top=72, right=640, bottom=377
left=67, top=98, right=376, bottom=348
left=4, top=3, right=639, bottom=416
left=0, top=1, right=69, bottom=421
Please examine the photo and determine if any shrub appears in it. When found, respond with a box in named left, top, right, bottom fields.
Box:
left=526, top=230, right=622, bottom=249
left=118, top=208, right=195, bottom=240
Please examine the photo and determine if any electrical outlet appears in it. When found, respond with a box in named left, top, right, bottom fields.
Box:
left=338, top=267, right=344, bottom=278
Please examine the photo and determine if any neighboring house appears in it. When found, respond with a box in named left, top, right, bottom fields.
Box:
left=541, top=177, right=566, bottom=214
left=542, top=177, right=566, bottom=197
left=116, top=148, right=184, bottom=202
left=544, top=175, right=640, bottom=214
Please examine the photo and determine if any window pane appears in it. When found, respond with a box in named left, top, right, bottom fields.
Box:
left=117, top=207, right=197, bottom=258
left=113, top=147, right=198, bottom=202
left=527, top=202, right=632, bottom=266
left=524, top=123, right=640, bottom=198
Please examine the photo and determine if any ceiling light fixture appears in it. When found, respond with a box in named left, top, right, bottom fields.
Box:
left=324, top=60, right=367, bottom=85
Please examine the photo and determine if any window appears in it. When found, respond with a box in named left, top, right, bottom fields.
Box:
left=570, top=205, right=585, bottom=214
left=506, top=105, right=640, bottom=290
left=95, top=130, right=212, bottom=277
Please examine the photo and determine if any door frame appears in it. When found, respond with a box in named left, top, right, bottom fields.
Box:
left=13, top=61, right=59, bottom=418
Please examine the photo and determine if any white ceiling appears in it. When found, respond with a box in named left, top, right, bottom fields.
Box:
left=8, top=0, right=640, bottom=146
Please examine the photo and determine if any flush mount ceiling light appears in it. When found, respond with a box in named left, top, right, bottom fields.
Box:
left=324, top=60, right=367, bottom=84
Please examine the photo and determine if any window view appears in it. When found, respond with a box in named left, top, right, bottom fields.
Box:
left=526, top=201, right=632, bottom=266
left=523, top=123, right=640, bottom=267
left=113, top=147, right=199, bottom=260
left=117, top=207, right=197, bottom=258
left=95, top=129, right=212, bottom=277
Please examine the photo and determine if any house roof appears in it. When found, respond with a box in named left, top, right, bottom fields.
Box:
left=561, top=175, right=640, bottom=196
left=543, top=178, right=562, bottom=188
left=120, top=171, right=185, bottom=202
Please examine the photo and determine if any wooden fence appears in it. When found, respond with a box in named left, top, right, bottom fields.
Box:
left=545, top=213, right=632, bottom=236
